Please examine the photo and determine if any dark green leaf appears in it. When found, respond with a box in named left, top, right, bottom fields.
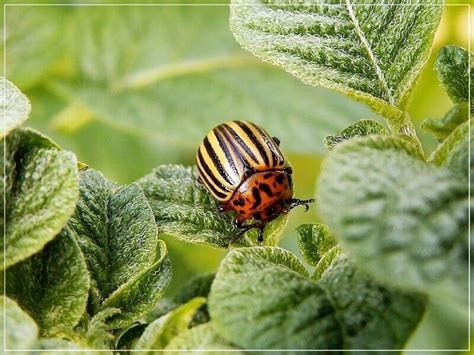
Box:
left=69, top=169, right=171, bottom=328
left=138, top=165, right=286, bottom=248
left=101, top=240, right=172, bottom=329
left=435, top=45, right=471, bottom=104
left=6, top=228, right=90, bottom=337
left=1, top=296, right=38, bottom=351
left=318, top=136, right=469, bottom=303
left=296, top=223, right=336, bottom=267
left=324, top=119, right=388, bottom=150
left=1, top=77, right=31, bottom=138
left=209, top=247, right=424, bottom=350
left=230, top=0, right=442, bottom=126
left=171, top=273, right=215, bottom=305
left=421, top=103, right=469, bottom=141
left=1, top=128, right=78, bottom=270
left=133, top=297, right=206, bottom=352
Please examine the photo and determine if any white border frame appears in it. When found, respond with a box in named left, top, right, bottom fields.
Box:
left=2, top=2, right=472, bottom=353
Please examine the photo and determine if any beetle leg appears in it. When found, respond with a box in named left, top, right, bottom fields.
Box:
left=285, top=198, right=316, bottom=212
left=272, top=137, right=280, bottom=146
left=230, top=220, right=266, bottom=245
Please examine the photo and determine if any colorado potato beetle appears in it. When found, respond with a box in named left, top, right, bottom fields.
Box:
left=196, top=120, right=314, bottom=243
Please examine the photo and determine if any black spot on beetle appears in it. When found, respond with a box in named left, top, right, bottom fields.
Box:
left=253, top=212, right=262, bottom=220
left=233, top=198, right=245, bottom=206
left=276, top=174, right=285, bottom=184
left=259, top=183, right=274, bottom=197
left=251, top=187, right=262, bottom=208
left=239, top=210, right=245, bottom=214
left=263, top=172, right=273, bottom=179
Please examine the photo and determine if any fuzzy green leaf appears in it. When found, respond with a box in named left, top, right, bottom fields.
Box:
left=133, top=297, right=206, bottom=352
left=430, top=120, right=472, bottom=180
left=101, top=240, right=172, bottom=329
left=230, top=0, right=442, bottom=126
left=69, top=169, right=171, bottom=329
left=209, top=246, right=424, bottom=350
left=318, top=136, right=469, bottom=303
left=165, top=322, right=240, bottom=353
left=138, top=165, right=286, bottom=248
left=421, top=103, right=469, bottom=141
left=324, top=119, right=388, bottom=150
left=1, top=128, right=79, bottom=270
left=6, top=228, right=90, bottom=337
left=296, top=223, right=336, bottom=267
left=318, top=256, right=425, bottom=349
left=1, top=77, right=31, bottom=138
left=435, top=45, right=471, bottom=104
left=1, top=296, right=38, bottom=351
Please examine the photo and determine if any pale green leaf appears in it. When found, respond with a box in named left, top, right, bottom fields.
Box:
left=435, top=45, right=471, bottom=104
left=0, top=77, right=31, bottom=138
left=421, top=103, right=469, bottom=141
left=1, top=128, right=79, bottom=270
left=313, top=246, right=341, bottom=280
left=318, top=255, right=426, bottom=349
left=324, top=119, right=388, bottom=150
left=138, top=165, right=285, bottom=248
left=318, top=136, right=469, bottom=303
left=209, top=246, right=424, bottom=350
left=165, top=322, right=240, bottom=353
left=1, top=296, right=38, bottom=351
left=6, top=228, right=90, bottom=337
left=230, top=0, right=442, bottom=127
left=47, top=5, right=376, bottom=155
left=430, top=119, right=472, bottom=180
left=296, top=223, right=336, bottom=267
left=69, top=169, right=171, bottom=328
left=208, top=246, right=342, bottom=349
left=34, top=338, right=112, bottom=355
left=133, top=297, right=206, bottom=352
left=3, top=7, right=69, bottom=89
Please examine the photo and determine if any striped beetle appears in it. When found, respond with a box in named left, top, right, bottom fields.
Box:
left=196, top=120, right=314, bottom=243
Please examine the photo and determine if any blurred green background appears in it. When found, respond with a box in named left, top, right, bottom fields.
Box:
left=2, top=0, right=471, bottom=351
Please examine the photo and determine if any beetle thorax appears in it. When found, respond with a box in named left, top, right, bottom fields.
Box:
left=226, top=170, right=293, bottom=222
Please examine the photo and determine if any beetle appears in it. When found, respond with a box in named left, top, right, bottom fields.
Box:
left=196, top=120, right=314, bottom=243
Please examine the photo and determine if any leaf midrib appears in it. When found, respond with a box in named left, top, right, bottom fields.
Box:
left=344, top=0, right=395, bottom=106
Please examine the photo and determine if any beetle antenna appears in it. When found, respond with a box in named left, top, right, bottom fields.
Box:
left=286, top=198, right=316, bottom=212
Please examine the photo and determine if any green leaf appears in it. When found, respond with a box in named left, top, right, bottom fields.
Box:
left=324, top=119, right=388, bottom=150
left=1, top=296, right=38, bottom=351
left=230, top=0, right=442, bottom=127
left=138, top=165, right=286, bottom=248
left=171, top=273, right=215, bottom=306
left=34, top=338, right=107, bottom=355
left=1, top=77, right=31, bottom=138
left=421, top=103, right=469, bottom=141
left=1, top=128, right=79, bottom=270
left=3, top=7, right=70, bottom=89
left=430, top=120, right=472, bottom=180
left=318, top=256, right=426, bottom=349
left=209, top=247, right=424, bottom=350
left=209, top=246, right=342, bottom=349
left=435, top=45, right=471, bottom=104
left=6, top=228, right=90, bottom=337
left=133, top=297, right=206, bottom=352
left=318, top=136, right=469, bottom=303
left=296, top=223, right=336, bottom=267
left=48, top=5, right=375, bottom=155
left=69, top=169, right=172, bottom=329
left=165, top=322, right=240, bottom=353
left=101, top=240, right=172, bottom=329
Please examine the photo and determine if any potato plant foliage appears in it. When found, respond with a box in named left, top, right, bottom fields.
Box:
left=1, top=2, right=470, bottom=352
